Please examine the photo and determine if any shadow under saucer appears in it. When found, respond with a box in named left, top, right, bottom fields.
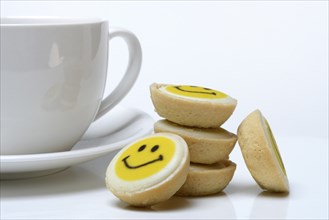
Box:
left=0, top=166, right=105, bottom=198
left=0, top=168, right=68, bottom=180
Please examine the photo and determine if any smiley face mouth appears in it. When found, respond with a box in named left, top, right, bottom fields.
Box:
left=122, top=155, right=164, bottom=169
left=174, top=86, right=217, bottom=96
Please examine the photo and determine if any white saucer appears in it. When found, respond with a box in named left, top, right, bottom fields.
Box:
left=0, top=106, right=154, bottom=179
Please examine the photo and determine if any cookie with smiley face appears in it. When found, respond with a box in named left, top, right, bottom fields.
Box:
left=154, top=119, right=237, bottom=164
left=237, top=110, right=289, bottom=193
left=150, top=83, right=237, bottom=128
left=105, top=133, right=189, bottom=207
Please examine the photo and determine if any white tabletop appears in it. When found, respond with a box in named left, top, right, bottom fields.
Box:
left=1, top=136, right=328, bottom=219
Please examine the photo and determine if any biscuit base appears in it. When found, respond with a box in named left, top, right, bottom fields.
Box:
left=237, top=110, right=289, bottom=193
left=176, top=160, right=236, bottom=196
left=154, top=119, right=237, bottom=164
left=108, top=157, right=189, bottom=207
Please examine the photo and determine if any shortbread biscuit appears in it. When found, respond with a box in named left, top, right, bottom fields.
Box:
left=154, top=119, right=237, bottom=164
left=105, top=133, right=190, bottom=207
left=237, top=110, right=289, bottom=193
left=176, top=160, right=236, bottom=196
left=150, top=83, right=237, bottom=128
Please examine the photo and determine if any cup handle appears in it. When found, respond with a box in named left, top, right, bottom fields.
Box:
left=93, top=28, right=142, bottom=121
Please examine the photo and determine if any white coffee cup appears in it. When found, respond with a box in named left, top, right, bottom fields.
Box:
left=0, top=17, right=142, bottom=155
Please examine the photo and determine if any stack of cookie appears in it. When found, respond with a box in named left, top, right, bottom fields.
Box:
left=105, top=83, right=289, bottom=207
left=150, top=83, right=238, bottom=196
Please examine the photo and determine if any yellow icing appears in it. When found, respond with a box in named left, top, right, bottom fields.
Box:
left=265, top=119, right=287, bottom=176
left=165, top=85, right=228, bottom=99
left=115, top=136, right=176, bottom=181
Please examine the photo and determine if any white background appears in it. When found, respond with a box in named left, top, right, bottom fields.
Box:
left=1, top=0, right=328, bottom=139
left=1, top=1, right=328, bottom=219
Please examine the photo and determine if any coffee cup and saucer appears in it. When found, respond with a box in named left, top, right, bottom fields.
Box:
left=0, top=17, right=153, bottom=179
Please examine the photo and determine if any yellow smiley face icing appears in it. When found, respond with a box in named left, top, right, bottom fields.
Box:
left=115, top=135, right=176, bottom=181
left=105, top=133, right=189, bottom=207
left=165, top=85, right=228, bottom=100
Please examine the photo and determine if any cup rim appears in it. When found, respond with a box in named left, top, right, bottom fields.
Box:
left=0, top=16, right=106, bottom=26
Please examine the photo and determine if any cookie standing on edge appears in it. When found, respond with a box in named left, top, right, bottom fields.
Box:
left=150, top=83, right=237, bottom=128
left=105, top=133, right=190, bottom=207
left=154, top=119, right=237, bottom=164
left=237, top=110, right=289, bottom=193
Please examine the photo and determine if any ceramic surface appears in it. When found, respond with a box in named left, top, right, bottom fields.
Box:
left=0, top=17, right=142, bottom=155
left=0, top=106, right=153, bottom=179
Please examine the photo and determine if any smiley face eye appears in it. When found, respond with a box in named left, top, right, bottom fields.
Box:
left=138, top=145, right=146, bottom=152
left=151, top=145, right=159, bottom=152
